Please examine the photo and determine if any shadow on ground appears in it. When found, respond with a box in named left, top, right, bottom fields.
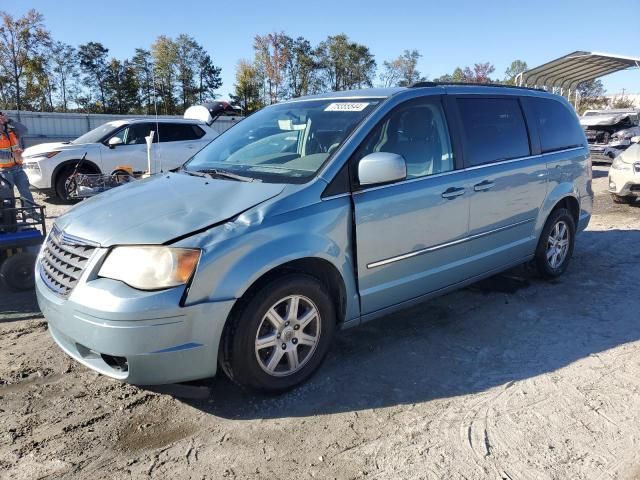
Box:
left=591, top=168, right=609, bottom=179
left=0, top=288, right=41, bottom=322
left=36, top=191, right=70, bottom=207
left=153, top=229, right=640, bottom=419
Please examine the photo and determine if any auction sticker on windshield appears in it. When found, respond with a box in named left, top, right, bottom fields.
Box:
left=324, top=102, right=370, bottom=112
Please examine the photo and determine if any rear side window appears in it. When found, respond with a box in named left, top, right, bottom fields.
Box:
left=530, top=98, right=585, bottom=153
left=191, top=125, right=206, bottom=139
left=157, top=123, right=205, bottom=142
left=457, top=97, right=530, bottom=167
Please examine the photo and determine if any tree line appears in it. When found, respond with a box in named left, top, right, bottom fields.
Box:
left=1, top=9, right=630, bottom=117
left=0, top=9, right=222, bottom=115
left=231, top=33, right=377, bottom=113
left=231, top=36, right=625, bottom=115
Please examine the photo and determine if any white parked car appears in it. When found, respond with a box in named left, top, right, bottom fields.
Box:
left=22, top=118, right=217, bottom=201
left=608, top=137, right=640, bottom=204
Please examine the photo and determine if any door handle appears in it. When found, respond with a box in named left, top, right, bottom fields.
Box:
left=441, top=187, right=466, bottom=199
left=473, top=180, right=495, bottom=192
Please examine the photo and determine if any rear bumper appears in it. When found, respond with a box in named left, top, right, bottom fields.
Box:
left=36, top=270, right=235, bottom=385
left=577, top=211, right=591, bottom=233
left=577, top=191, right=593, bottom=233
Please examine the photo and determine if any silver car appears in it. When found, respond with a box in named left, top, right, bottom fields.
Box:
left=36, top=84, right=593, bottom=391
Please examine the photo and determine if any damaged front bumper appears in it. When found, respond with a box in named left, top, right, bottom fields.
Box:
left=36, top=261, right=235, bottom=385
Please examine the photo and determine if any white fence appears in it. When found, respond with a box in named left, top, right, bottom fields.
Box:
left=2, top=110, right=242, bottom=147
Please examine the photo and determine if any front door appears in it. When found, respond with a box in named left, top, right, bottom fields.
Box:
left=102, top=123, right=156, bottom=173
left=352, top=96, right=470, bottom=315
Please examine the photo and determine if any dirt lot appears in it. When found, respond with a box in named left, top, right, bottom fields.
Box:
left=1, top=165, right=640, bottom=480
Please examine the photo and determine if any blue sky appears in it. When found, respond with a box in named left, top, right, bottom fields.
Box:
left=13, top=0, right=640, bottom=99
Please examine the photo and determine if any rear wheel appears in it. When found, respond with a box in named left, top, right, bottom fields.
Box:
left=220, top=274, right=336, bottom=392
left=611, top=194, right=635, bottom=204
left=534, top=208, right=576, bottom=279
left=111, top=169, right=134, bottom=185
left=0, top=252, right=36, bottom=291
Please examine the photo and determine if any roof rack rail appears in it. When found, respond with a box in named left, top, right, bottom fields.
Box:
left=409, top=81, right=546, bottom=92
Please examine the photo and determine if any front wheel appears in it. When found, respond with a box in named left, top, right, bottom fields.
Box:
left=55, top=164, right=92, bottom=203
left=220, top=274, right=336, bottom=392
left=534, top=208, right=576, bottom=279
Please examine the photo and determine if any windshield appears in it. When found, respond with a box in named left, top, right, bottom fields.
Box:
left=184, top=98, right=381, bottom=183
left=72, top=122, right=125, bottom=145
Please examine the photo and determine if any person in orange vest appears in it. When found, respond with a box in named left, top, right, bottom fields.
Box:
left=0, top=111, right=33, bottom=204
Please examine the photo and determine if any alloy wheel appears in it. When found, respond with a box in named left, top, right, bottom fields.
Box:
left=254, top=295, right=321, bottom=377
left=546, top=220, right=570, bottom=269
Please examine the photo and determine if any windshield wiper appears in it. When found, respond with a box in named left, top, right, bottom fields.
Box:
left=199, top=168, right=256, bottom=182
left=180, top=169, right=210, bottom=178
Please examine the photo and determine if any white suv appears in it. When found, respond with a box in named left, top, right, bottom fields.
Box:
left=22, top=118, right=217, bottom=201
left=608, top=138, right=640, bottom=204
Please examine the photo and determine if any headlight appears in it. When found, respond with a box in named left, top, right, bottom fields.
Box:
left=611, top=158, right=632, bottom=171
left=23, top=151, right=60, bottom=160
left=98, top=246, right=200, bottom=290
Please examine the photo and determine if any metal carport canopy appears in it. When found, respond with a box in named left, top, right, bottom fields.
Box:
left=516, top=51, right=640, bottom=89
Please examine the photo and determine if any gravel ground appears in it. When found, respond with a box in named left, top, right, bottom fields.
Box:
left=1, top=165, right=640, bottom=479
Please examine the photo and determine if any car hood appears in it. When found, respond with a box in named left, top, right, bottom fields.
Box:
left=22, top=141, right=95, bottom=158
left=618, top=143, right=640, bottom=163
left=55, top=173, right=285, bottom=246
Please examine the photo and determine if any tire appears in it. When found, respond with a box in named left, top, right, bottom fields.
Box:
left=220, top=273, right=336, bottom=392
left=611, top=194, right=635, bottom=204
left=111, top=169, right=134, bottom=184
left=0, top=253, right=36, bottom=291
left=534, top=208, right=576, bottom=279
left=54, top=164, right=92, bottom=203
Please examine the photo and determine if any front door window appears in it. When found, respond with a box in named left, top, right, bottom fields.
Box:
left=353, top=97, right=454, bottom=180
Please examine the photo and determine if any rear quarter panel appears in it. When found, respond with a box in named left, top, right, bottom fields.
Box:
left=537, top=146, right=591, bottom=234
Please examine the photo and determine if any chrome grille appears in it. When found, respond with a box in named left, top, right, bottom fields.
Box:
left=40, top=226, right=97, bottom=296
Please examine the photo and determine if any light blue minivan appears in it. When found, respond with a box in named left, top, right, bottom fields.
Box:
left=36, top=84, right=592, bottom=391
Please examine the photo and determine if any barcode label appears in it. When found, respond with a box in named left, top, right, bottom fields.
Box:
left=324, top=102, right=370, bottom=112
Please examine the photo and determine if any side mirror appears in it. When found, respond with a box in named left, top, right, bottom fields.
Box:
left=358, top=152, right=407, bottom=186
left=630, top=136, right=640, bottom=144
left=108, top=136, right=123, bottom=148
